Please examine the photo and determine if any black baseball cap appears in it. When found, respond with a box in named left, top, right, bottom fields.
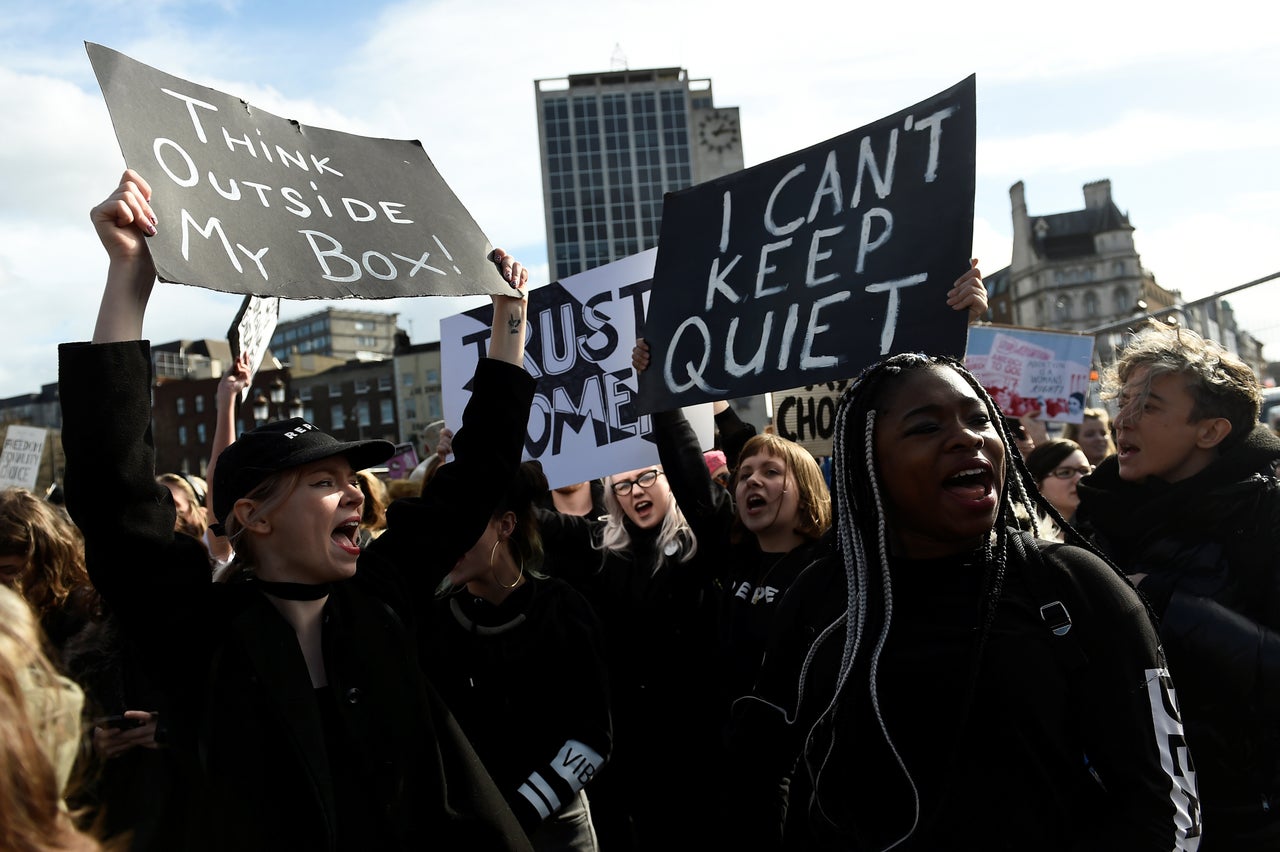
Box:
left=212, top=418, right=394, bottom=525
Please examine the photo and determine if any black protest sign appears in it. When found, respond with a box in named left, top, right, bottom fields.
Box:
left=227, top=295, right=280, bottom=402
left=638, top=76, right=975, bottom=412
left=87, top=43, right=511, bottom=300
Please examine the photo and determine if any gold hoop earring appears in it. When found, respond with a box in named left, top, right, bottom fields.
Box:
left=499, top=556, right=525, bottom=589
left=490, top=538, right=525, bottom=589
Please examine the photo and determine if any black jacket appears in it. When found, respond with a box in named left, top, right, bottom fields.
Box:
left=1076, top=423, right=1280, bottom=848
left=60, top=340, right=535, bottom=852
left=424, top=575, right=611, bottom=836
left=727, top=533, right=1201, bottom=851
left=534, top=408, right=729, bottom=847
left=656, top=408, right=826, bottom=714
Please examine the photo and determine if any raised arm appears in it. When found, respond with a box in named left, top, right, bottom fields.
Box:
left=90, top=169, right=158, bottom=344
left=361, top=249, right=534, bottom=597
left=204, top=353, right=251, bottom=562
left=713, top=400, right=757, bottom=473
left=631, top=338, right=733, bottom=557
left=62, top=171, right=213, bottom=615
left=485, top=248, right=529, bottom=367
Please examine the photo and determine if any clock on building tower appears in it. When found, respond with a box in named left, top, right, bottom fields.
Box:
left=697, top=110, right=739, bottom=154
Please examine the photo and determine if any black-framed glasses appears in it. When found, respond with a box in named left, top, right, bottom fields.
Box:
left=611, top=469, right=663, bottom=495
left=1048, top=465, right=1093, bottom=480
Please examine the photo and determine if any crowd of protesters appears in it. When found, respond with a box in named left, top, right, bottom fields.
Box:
left=5, top=164, right=1280, bottom=852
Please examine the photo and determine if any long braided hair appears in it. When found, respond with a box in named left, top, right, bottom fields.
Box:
left=796, top=352, right=1124, bottom=849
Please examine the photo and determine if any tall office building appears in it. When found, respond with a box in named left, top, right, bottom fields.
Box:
left=535, top=67, right=744, bottom=281
left=269, top=307, right=401, bottom=363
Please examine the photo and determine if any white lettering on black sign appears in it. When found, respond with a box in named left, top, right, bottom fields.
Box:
left=87, top=43, right=509, bottom=300
left=638, top=76, right=976, bottom=411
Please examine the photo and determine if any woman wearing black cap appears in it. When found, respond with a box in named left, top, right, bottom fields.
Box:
left=59, top=170, right=537, bottom=851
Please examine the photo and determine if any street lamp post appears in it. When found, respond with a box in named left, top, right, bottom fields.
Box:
left=251, top=378, right=303, bottom=425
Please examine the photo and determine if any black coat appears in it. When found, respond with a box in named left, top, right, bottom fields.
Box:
left=534, top=409, right=729, bottom=848
left=60, top=340, right=535, bottom=852
left=424, top=576, right=612, bottom=836
left=727, top=534, right=1202, bottom=851
left=1076, top=423, right=1280, bottom=848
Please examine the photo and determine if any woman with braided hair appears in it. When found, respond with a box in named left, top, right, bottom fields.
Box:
left=725, top=353, right=1202, bottom=851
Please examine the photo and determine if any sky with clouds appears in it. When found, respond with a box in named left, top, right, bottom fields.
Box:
left=2, top=0, right=1277, bottom=398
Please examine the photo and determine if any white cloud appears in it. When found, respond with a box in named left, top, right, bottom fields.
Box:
left=971, top=216, right=1013, bottom=273
left=2, top=0, right=1279, bottom=397
left=980, top=110, right=1280, bottom=179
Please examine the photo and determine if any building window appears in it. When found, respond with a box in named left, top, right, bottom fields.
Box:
left=1055, top=295, right=1072, bottom=322
left=402, top=373, right=415, bottom=387
left=178, top=425, right=188, bottom=446
left=380, top=399, right=394, bottom=424
left=330, top=405, right=346, bottom=430
left=405, top=399, right=417, bottom=419
left=1114, top=286, right=1129, bottom=314
left=194, top=395, right=205, bottom=414
left=197, top=423, right=207, bottom=444
left=176, top=397, right=186, bottom=416
left=356, top=401, right=371, bottom=428
left=328, top=382, right=343, bottom=397
left=377, top=375, right=392, bottom=391
left=1084, top=291, right=1099, bottom=319
left=1114, top=260, right=1126, bottom=276
left=355, top=378, right=370, bottom=394
left=427, top=393, right=442, bottom=419
left=299, top=385, right=312, bottom=401
left=426, top=369, right=440, bottom=384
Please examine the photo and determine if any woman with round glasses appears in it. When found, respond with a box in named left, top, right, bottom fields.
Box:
left=1026, top=438, right=1093, bottom=529
left=536, top=438, right=731, bottom=849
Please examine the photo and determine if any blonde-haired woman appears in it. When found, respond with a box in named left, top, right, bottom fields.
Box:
left=60, top=169, right=537, bottom=852
left=534, top=410, right=732, bottom=850
left=0, top=585, right=97, bottom=851
left=1061, top=407, right=1117, bottom=467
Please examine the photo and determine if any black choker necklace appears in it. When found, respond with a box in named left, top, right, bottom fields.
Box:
left=254, top=579, right=332, bottom=601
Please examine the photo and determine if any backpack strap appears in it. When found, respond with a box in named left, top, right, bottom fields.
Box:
left=1039, top=599, right=1073, bottom=637
left=1012, top=530, right=1090, bottom=671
